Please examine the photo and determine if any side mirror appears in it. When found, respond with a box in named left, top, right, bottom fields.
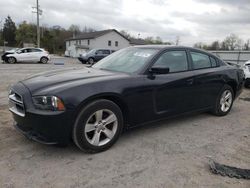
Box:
left=149, top=66, right=170, bottom=74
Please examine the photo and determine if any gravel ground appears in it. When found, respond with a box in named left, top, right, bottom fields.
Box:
left=0, top=59, right=249, bottom=188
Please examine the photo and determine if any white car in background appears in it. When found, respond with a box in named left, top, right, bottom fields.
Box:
left=4, top=48, right=50, bottom=64
left=243, top=60, right=250, bottom=88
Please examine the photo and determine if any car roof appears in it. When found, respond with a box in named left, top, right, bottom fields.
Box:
left=19, top=47, right=44, bottom=50
left=133, top=45, right=217, bottom=58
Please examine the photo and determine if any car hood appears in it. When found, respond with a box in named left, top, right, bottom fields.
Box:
left=21, top=67, right=124, bottom=94
left=3, top=51, right=15, bottom=56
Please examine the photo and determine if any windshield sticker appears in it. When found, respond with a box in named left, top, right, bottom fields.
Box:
left=133, top=52, right=152, bottom=58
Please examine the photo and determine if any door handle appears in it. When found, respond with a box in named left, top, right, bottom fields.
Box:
left=186, top=78, right=194, bottom=85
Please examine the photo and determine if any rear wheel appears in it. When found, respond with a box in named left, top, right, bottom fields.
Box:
left=40, top=57, right=48, bottom=64
left=212, top=85, right=234, bottom=116
left=7, top=57, right=16, bottom=64
left=73, top=99, right=123, bottom=153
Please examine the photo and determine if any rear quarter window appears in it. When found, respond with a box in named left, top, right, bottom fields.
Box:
left=210, top=57, right=217, bottom=67
left=190, top=52, right=211, bottom=69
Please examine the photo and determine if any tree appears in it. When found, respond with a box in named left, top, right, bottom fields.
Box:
left=144, top=36, right=154, bottom=44
left=15, top=21, right=36, bottom=46
left=210, top=41, right=220, bottom=50
left=83, top=26, right=96, bottom=33
left=0, top=29, right=3, bottom=46
left=3, top=16, right=16, bottom=46
left=120, top=30, right=131, bottom=39
left=155, top=36, right=163, bottom=44
left=244, top=39, right=250, bottom=50
left=69, top=24, right=80, bottom=37
left=223, top=33, right=242, bottom=50
left=193, top=42, right=204, bottom=49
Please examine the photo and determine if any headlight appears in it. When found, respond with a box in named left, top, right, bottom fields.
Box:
left=32, top=96, right=65, bottom=111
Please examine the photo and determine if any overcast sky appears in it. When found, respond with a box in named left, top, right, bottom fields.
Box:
left=0, top=0, right=249, bottom=45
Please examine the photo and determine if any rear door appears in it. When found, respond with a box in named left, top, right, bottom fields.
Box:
left=188, top=50, right=224, bottom=109
left=95, top=50, right=110, bottom=61
left=30, top=48, right=43, bottom=61
left=95, top=50, right=105, bottom=61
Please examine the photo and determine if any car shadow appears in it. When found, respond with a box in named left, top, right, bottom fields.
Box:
left=48, top=111, right=211, bottom=155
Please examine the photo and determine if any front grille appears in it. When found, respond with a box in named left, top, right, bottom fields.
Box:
left=9, top=91, right=25, bottom=117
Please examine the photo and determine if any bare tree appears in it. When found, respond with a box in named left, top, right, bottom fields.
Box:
left=68, top=24, right=80, bottom=38
left=120, top=30, right=131, bottom=39
left=223, top=33, right=242, bottom=50
left=244, top=39, right=250, bottom=50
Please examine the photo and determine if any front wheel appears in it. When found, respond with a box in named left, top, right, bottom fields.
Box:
left=212, top=85, right=234, bottom=116
left=7, top=57, right=16, bottom=64
left=73, top=99, right=123, bottom=153
left=87, top=58, right=94, bottom=65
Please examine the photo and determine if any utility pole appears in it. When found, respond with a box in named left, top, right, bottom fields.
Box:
left=32, top=0, right=42, bottom=48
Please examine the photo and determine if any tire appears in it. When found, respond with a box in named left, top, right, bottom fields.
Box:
left=7, top=57, right=17, bottom=64
left=73, top=99, right=123, bottom=153
left=40, top=57, right=48, bottom=64
left=87, top=58, right=94, bottom=65
left=212, top=85, right=234, bottom=116
left=245, top=81, right=250, bottom=88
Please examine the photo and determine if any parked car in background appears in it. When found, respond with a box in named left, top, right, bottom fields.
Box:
left=226, top=61, right=241, bottom=69
left=9, top=46, right=244, bottom=153
left=2, top=48, right=50, bottom=64
left=243, top=60, right=250, bottom=88
left=78, top=49, right=115, bottom=64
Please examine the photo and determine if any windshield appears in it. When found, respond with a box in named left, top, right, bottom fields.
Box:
left=87, top=49, right=96, bottom=55
left=92, top=47, right=158, bottom=73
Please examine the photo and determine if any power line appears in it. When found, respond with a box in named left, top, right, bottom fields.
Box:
left=32, top=0, right=42, bottom=48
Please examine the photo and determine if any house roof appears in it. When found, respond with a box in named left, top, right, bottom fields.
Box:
left=129, top=38, right=148, bottom=45
left=65, top=29, right=129, bottom=41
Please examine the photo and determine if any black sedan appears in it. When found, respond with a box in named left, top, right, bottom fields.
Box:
left=9, top=46, right=244, bottom=152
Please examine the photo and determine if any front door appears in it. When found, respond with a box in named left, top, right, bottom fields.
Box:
left=149, top=50, right=195, bottom=116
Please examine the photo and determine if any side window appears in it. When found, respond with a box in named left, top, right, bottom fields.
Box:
left=210, top=57, right=217, bottom=67
left=27, top=49, right=35, bottom=53
left=191, top=52, right=211, bottom=69
left=102, top=50, right=110, bottom=55
left=96, top=50, right=102, bottom=55
left=20, top=49, right=26, bottom=53
left=31, top=49, right=42, bottom=52
left=153, top=50, right=188, bottom=73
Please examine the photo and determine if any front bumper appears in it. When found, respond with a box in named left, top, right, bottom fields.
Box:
left=78, top=57, right=87, bottom=63
left=9, top=82, right=73, bottom=145
left=1, top=55, right=7, bottom=62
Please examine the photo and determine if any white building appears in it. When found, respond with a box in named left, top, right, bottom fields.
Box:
left=65, top=29, right=132, bottom=57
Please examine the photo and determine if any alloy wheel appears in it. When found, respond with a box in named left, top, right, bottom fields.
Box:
left=84, top=109, right=118, bottom=146
left=41, top=57, right=48, bottom=64
left=88, top=58, right=94, bottom=65
left=8, top=57, right=16, bottom=64
left=220, top=90, right=233, bottom=112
